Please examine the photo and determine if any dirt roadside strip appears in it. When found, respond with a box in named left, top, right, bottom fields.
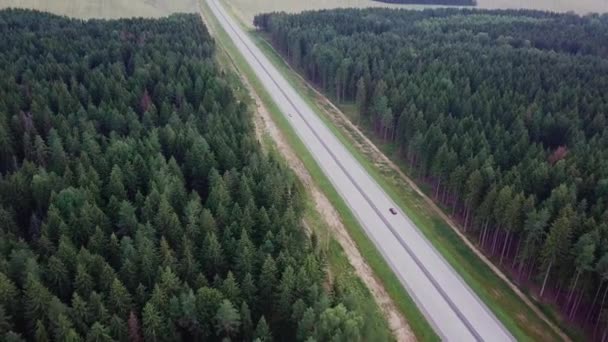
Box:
left=251, top=25, right=571, bottom=342
left=198, top=5, right=415, bottom=341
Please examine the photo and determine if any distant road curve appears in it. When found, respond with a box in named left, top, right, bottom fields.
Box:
left=205, top=0, right=514, bottom=340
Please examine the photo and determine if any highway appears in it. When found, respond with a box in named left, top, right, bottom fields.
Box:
left=205, top=0, right=514, bottom=340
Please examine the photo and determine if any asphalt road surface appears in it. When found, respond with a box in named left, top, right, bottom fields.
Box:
left=205, top=0, right=514, bottom=340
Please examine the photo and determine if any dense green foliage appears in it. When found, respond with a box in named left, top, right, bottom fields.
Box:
left=255, top=8, right=608, bottom=337
left=372, top=0, right=476, bottom=6
left=0, top=9, right=368, bottom=341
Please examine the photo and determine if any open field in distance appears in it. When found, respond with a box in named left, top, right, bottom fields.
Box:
left=224, top=0, right=608, bottom=26
left=0, top=0, right=197, bottom=18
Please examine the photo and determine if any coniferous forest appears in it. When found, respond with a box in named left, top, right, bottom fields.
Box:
left=255, top=8, right=608, bottom=338
left=371, top=0, right=476, bottom=6
left=0, top=10, right=366, bottom=341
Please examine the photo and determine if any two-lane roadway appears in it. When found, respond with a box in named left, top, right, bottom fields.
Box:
left=205, top=0, right=514, bottom=340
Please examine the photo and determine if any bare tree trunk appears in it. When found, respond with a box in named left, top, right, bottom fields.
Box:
left=568, top=291, right=577, bottom=319
left=451, top=199, right=459, bottom=216
left=595, top=285, right=608, bottom=335
left=526, top=260, right=536, bottom=281
left=506, top=235, right=515, bottom=260
left=555, top=280, right=564, bottom=302
left=575, top=291, right=584, bottom=319
left=540, top=259, right=553, bottom=298
left=586, top=281, right=604, bottom=324
left=435, top=180, right=442, bottom=200
left=483, top=227, right=490, bottom=249
left=567, top=271, right=581, bottom=308
left=479, top=220, right=488, bottom=245
left=499, top=231, right=511, bottom=264
left=491, top=227, right=501, bottom=255
left=484, top=228, right=491, bottom=250
left=570, top=290, right=583, bottom=320
left=512, top=238, right=523, bottom=269
left=441, top=187, right=449, bottom=204
left=463, top=206, right=470, bottom=231
left=517, top=255, right=527, bottom=278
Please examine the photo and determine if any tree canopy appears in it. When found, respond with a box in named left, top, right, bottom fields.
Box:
left=0, top=9, right=366, bottom=341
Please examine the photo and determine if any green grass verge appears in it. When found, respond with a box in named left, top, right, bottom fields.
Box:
left=245, top=27, right=580, bottom=341
left=198, top=1, right=438, bottom=340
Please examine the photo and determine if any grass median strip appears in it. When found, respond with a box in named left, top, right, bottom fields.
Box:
left=198, top=1, right=438, bottom=340
left=244, top=23, right=575, bottom=342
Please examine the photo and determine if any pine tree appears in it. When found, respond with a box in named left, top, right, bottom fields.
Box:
left=567, top=232, right=597, bottom=314
left=222, top=271, right=241, bottom=304
left=202, top=232, right=224, bottom=278
left=34, top=320, right=49, bottom=342
left=355, top=77, right=366, bottom=123
left=254, top=316, right=272, bottom=342
left=117, top=201, right=137, bottom=236
left=540, top=207, right=574, bottom=297
left=195, top=287, right=224, bottom=337
left=0, top=306, right=12, bottom=336
left=153, top=197, right=182, bottom=246
left=240, top=302, right=253, bottom=339
left=71, top=293, right=89, bottom=333
left=317, top=304, right=363, bottom=342
left=463, top=170, right=484, bottom=230
left=45, top=256, right=70, bottom=299
left=87, top=291, right=109, bottom=326
left=215, top=299, right=241, bottom=338
left=235, top=229, right=255, bottom=278
left=24, top=276, right=53, bottom=326
left=86, top=322, right=112, bottom=342
left=108, top=315, right=127, bottom=341
left=48, top=129, right=67, bottom=174
left=259, top=255, right=277, bottom=314
left=142, top=303, right=162, bottom=342
left=297, top=308, right=315, bottom=341
left=53, top=314, right=77, bottom=342
left=107, top=165, right=127, bottom=201
left=0, top=273, right=18, bottom=316
left=241, top=273, right=257, bottom=305
left=4, top=331, right=26, bottom=342
left=108, top=278, right=132, bottom=317
left=276, top=266, right=296, bottom=318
